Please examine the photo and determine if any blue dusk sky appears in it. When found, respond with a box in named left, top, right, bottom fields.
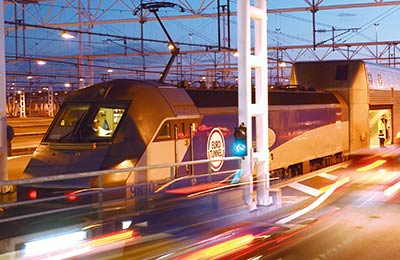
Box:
left=3, top=1, right=399, bottom=85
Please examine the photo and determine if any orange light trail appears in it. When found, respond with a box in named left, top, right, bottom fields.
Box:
left=86, top=230, right=136, bottom=247
left=177, top=234, right=254, bottom=260
left=356, top=159, right=386, bottom=172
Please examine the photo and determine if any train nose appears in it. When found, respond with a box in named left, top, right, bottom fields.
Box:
left=24, top=143, right=110, bottom=177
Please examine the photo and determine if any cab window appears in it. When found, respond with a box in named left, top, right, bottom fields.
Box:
left=155, top=120, right=193, bottom=141
left=44, top=103, right=126, bottom=143
left=89, top=107, right=125, bottom=139
left=45, top=104, right=89, bottom=142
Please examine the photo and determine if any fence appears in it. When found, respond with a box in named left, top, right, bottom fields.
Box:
left=0, top=156, right=243, bottom=224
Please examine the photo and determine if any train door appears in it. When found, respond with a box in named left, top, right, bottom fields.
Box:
left=369, top=108, right=392, bottom=148
left=173, top=121, right=194, bottom=176
left=141, top=118, right=198, bottom=181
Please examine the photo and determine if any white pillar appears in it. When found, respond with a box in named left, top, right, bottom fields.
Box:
left=253, top=0, right=269, bottom=206
left=19, top=90, right=26, bottom=118
left=237, top=0, right=269, bottom=210
left=48, top=85, right=54, bottom=117
left=238, top=0, right=254, bottom=210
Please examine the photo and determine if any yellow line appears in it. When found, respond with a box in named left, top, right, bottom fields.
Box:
left=356, top=159, right=386, bottom=172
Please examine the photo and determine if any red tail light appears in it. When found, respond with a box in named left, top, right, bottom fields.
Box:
left=65, top=191, right=78, bottom=202
left=28, top=189, right=37, bottom=200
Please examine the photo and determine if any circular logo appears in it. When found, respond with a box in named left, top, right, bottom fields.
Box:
left=268, top=128, right=276, bottom=148
left=207, top=128, right=226, bottom=171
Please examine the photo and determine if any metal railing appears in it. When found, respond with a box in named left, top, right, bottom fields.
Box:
left=0, top=156, right=242, bottom=224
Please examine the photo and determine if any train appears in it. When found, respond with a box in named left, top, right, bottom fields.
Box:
left=18, top=59, right=400, bottom=207
left=17, top=77, right=348, bottom=204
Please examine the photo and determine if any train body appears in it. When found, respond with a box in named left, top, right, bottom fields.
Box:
left=23, top=59, right=400, bottom=203
left=18, top=78, right=349, bottom=202
left=291, top=59, right=400, bottom=151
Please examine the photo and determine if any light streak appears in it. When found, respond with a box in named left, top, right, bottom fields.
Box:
left=384, top=180, right=400, bottom=196
left=276, top=176, right=350, bottom=225
left=177, top=234, right=254, bottom=260
left=356, top=159, right=386, bottom=172
left=23, top=230, right=87, bottom=257
left=86, top=230, right=134, bottom=247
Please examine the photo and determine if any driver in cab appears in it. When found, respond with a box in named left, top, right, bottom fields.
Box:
left=92, top=118, right=112, bottom=137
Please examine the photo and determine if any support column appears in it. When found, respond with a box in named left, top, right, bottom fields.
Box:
left=237, top=0, right=269, bottom=210
left=237, top=0, right=253, bottom=210
left=253, top=0, right=269, bottom=206
left=78, top=0, right=85, bottom=88
left=48, top=86, right=54, bottom=117
left=19, top=90, right=26, bottom=118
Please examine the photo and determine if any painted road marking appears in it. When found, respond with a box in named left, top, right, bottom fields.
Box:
left=288, top=182, right=321, bottom=197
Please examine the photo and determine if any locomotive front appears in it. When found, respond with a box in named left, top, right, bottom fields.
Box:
left=17, top=79, right=186, bottom=204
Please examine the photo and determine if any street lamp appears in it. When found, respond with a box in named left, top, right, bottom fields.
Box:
left=61, top=31, right=75, bottom=39
left=168, top=42, right=175, bottom=50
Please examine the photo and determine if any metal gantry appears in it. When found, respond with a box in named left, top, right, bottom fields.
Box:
left=4, top=0, right=400, bottom=91
left=5, top=0, right=241, bottom=87
left=1, top=0, right=400, bottom=124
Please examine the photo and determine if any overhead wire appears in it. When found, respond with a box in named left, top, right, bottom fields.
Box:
left=170, top=18, right=218, bottom=45
left=339, top=5, right=400, bottom=43
left=6, top=1, right=137, bottom=15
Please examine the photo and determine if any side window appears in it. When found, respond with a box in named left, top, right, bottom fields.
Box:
left=90, top=107, right=125, bottom=138
left=368, top=73, right=373, bottom=85
left=377, top=74, right=383, bottom=86
left=182, top=122, right=185, bottom=136
left=177, top=122, right=189, bottom=139
left=155, top=120, right=195, bottom=141
left=155, top=122, right=171, bottom=141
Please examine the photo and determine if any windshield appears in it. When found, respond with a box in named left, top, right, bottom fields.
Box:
left=44, top=103, right=126, bottom=143
left=90, top=107, right=124, bottom=138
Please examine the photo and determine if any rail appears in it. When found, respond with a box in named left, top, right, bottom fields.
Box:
left=0, top=156, right=242, bottom=224
left=0, top=157, right=352, bottom=256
